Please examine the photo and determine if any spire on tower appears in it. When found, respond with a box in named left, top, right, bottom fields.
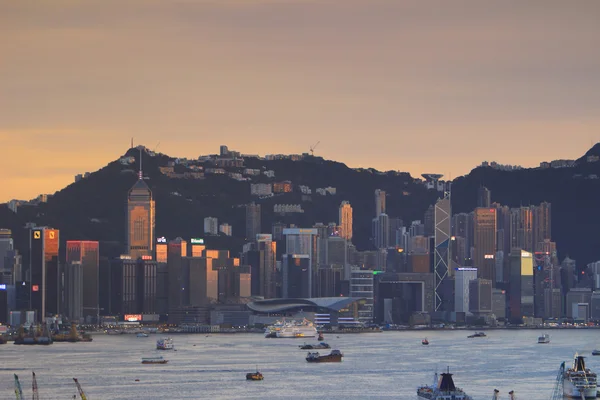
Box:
left=138, top=147, right=143, bottom=180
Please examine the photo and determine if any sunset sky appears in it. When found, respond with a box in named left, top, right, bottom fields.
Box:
left=1, top=0, right=600, bottom=202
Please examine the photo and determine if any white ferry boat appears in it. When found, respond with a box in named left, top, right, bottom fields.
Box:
left=417, top=368, right=473, bottom=400
left=156, top=337, right=174, bottom=350
left=275, top=319, right=317, bottom=338
left=264, top=320, right=285, bottom=338
left=537, top=333, right=550, bottom=344
left=563, top=354, right=597, bottom=399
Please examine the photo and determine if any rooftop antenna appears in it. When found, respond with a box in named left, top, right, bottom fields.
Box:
left=131, top=137, right=134, bottom=149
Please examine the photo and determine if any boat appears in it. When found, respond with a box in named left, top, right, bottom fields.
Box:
left=276, top=318, right=318, bottom=338
left=422, top=338, right=429, bottom=345
left=563, top=354, right=597, bottom=399
left=299, top=342, right=330, bottom=350
left=417, top=368, right=473, bottom=400
left=537, top=333, right=550, bottom=344
left=264, top=320, right=285, bottom=338
left=317, top=332, right=324, bottom=341
left=246, top=371, right=263, bottom=381
left=592, top=350, right=600, bottom=356
left=141, top=356, right=168, bottom=364
left=13, top=324, right=53, bottom=345
left=137, top=332, right=149, bottom=338
left=156, top=337, right=174, bottom=350
left=306, top=349, right=343, bottom=363
left=467, top=332, right=486, bottom=338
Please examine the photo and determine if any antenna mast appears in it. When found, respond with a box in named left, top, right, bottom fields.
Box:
left=138, top=147, right=143, bottom=180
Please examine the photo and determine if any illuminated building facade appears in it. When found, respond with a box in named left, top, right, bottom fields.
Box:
left=473, top=208, right=497, bottom=285
left=66, top=241, right=99, bottom=321
left=508, top=249, right=534, bottom=321
left=338, top=201, right=353, bottom=242
left=127, top=179, right=155, bottom=259
left=30, top=227, right=60, bottom=320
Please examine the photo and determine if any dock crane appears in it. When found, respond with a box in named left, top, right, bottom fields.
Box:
left=14, top=374, right=23, bottom=400
left=309, top=141, right=320, bottom=156
left=32, top=372, right=39, bottom=400
left=73, top=378, right=87, bottom=400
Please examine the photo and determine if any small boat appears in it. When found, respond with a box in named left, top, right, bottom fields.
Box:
left=299, top=342, right=330, bottom=350
left=141, top=356, right=168, bottom=364
left=306, top=349, right=343, bottom=363
left=592, top=350, right=600, bottom=356
left=246, top=371, right=264, bottom=381
left=422, top=338, right=429, bottom=345
left=137, top=332, right=149, bottom=338
left=537, top=333, right=550, bottom=344
left=317, top=332, right=324, bottom=341
left=156, top=338, right=174, bottom=350
left=467, top=332, right=486, bottom=338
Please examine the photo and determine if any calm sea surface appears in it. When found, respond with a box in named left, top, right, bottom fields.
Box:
left=0, top=329, right=598, bottom=399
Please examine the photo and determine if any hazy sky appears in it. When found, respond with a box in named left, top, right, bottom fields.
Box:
left=2, top=0, right=600, bottom=202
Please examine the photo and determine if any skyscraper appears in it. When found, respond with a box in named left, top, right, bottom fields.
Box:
left=477, top=186, right=491, bottom=208
left=29, top=227, right=60, bottom=320
left=338, top=201, right=353, bottom=242
left=372, top=213, right=390, bottom=249
left=246, top=202, right=262, bottom=241
left=256, top=234, right=277, bottom=298
left=510, top=207, right=533, bottom=252
left=454, top=267, right=477, bottom=313
left=66, top=241, right=99, bottom=322
left=127, top=172, right=155, bottom=259
left=283, top=228, right=318, bottom=297
left=434, top=194, right=451, bottom=311
left=533, top=202, right=551, bottom=248
left=375, top=189, right=386, bottom=216
left=473, top=208, right=497, bottom=284
left=508, top=249, right=534, bottom=321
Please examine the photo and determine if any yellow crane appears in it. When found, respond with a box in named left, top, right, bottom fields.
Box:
left=73, top=378, right=87, bottom=400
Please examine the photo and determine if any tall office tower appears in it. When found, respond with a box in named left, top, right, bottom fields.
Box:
left=256, top=234, right=277, bottom=298
left=508, top=249, right=534, bottom=321
left=468, top=278, right=493, bottom=315
left=64, top=261, right=83, bottom=322
left=477, top=186, right=491, bottom=208
left=283, top=228, right=318, bottom=297
left=434, top=193, right=452, bottom=311
left=108, top=257, right=157, bottom=315
left=190, top=238, right=205, bottom=257
left=372, top=213, right=390, bottom=249
left=167, top=237, right=188, bottom=315
left=510, top=207, right=534, bottom=252
left=388, top=218, right=403, bottom=247
left=204, top=217, right=218, bottom=235
left=454, top=267, right=477, bottom=313
left=245, top=202, right=261, bottom=241
left=494, top=204, right=511, bottom=283
left=0, top=229, right=13, bottom=270
left=452, top=212, right=473, bottom=259
left=473, top=208, right=497, bottom=285
left=338, top=201, right=353, bottom=242
left=533, top=202, right=551, bottom=247
left=423, top=205, right=435, bottom=237
left=271, top=222, right=286, bottom=241
left=29, top=227, right=60, bottom=320
left=375, top=189, right=386, bottom=216
left=127, top=164, right=155, bottom=259
left=66, top=241, right=99, bottom=322
left=156, top=239, right=168, bottom=263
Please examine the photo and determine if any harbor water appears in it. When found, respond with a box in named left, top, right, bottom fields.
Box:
left=1, top=328, right=598, bottom=399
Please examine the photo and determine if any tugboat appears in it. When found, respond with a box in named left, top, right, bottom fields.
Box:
left=422, top=338, right=429, bottom=345
left=562, top=354, right=597, bottom=399
left=537, top=333, right=550, bottom=344
left=467, top=332, right=486, bottom=338
left=299, top=342, right=330, bottom=350
left=306, top=349, right=343, bottom=363
left=246, top=369, right=264, bottom=381
left=417, top=367, right=473, bottom=399
left=141, top=356, right=168, bottom=364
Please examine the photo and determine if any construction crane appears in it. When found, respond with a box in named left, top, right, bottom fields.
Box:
left=14, top=374, right=23, bottom=400
left=82, top=307, right=104, bottom=326
left=32, top=372, right=39, bottom=400
left=73, top=378, right=87, bottom=400
left=550, top=361, right=565, bottom=400
left=309, top=141, right=320, bottom=156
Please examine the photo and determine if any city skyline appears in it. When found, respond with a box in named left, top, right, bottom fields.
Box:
left=2, top=0, right=600, bottom=201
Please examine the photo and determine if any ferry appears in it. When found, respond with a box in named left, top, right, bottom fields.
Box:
left=417, top=368, right=473, bottom=400
left=156, top=338, right=174, bottom=350
left=276, top=319, right=317, bottom=338
left=306, top=349, right=343, bottom=363
left=141, top=356, right=168, bottom=364
left=264, top=320, right=285, bottom=338
left=563, top=354, right=597, bottom=399
left=537, top=333, right=550, bottom=344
